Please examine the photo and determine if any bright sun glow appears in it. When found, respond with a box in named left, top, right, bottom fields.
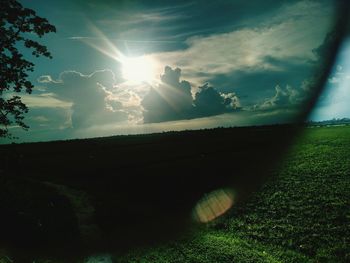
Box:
left=122, top=56, right=156, bottom=83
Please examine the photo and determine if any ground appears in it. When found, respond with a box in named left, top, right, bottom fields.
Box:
left=0, top=125, right=349, bottom=262
left=118, top=126, right=350, bottom=263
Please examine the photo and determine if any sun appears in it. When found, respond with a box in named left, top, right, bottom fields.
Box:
left=122, top=56, right=156, bottom=83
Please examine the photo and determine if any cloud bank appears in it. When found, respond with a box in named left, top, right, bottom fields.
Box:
left=37, top=70, right=129, bottom=129
left=142, top=66, right=240, bottom=123
left=4, top=0, right=336, bottom=144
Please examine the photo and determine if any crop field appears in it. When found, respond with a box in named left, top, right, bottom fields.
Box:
left=0, top=125, right=349, bottom=262
left=119, top=126, right=350, bottom=263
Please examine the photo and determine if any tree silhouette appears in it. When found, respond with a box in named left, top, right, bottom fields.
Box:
left=0, top=0, right=56, bottom=138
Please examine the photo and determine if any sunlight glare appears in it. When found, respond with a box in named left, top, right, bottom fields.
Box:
left=122, top=56, right=156, bottom=83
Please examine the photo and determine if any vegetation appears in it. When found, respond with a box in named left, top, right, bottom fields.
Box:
left=0, top=125, right=349, bottom=262
left=0, top=0, right=56, bottom=138
left=118, top=126, right=350, bottom=262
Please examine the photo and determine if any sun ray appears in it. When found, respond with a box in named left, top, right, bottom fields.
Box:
left=150, top=80, right=192, bottom=113
left=78, top=22, right=126, bottom=63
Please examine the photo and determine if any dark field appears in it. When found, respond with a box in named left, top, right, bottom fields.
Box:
left=121, top=125, right=350, bottom=263
left=0, top=125, right=349, bottom=262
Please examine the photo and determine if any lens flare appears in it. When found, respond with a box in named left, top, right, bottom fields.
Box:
left=193, top=188, right=234, bottom=223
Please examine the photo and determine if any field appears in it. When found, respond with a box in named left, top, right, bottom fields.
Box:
left=120, top=126, right=350, bottom=263
left=0, top=125, right=349, bottom=262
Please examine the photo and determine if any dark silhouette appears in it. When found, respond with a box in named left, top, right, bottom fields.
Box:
left=0, top=0, right=56, bottom=137
left=142, top=66, right=239, bottom=123
left=0, top=124, right=299, bottom=262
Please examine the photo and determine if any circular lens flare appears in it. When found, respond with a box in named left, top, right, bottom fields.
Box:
left=193, top=188, right=234, bottom=223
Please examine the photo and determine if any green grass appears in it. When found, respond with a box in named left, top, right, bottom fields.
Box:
left=117, top=231, right=312, bottom=263
left=119, top=126, right=350, bottom=263
left=1, top=125, right=349, bottom=262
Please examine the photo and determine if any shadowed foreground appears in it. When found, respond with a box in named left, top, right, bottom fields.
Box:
left=1, top=125, right=349, bottom=262
left=121, top=125, right=350, bottom=263
left=0, top=125, right=296, bottom=261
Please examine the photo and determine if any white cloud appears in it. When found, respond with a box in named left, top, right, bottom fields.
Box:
left=98, top=11, right=186, bottom=28
left=37, top=70, right=135, bottom=129
left=96, top=2, right=191, bottom=28
left=37, top=75, right=55, bottom=83
left=147, top=0, right=333, bottom=86
left=31, top=116, right=50, bottom=122
left=21, top=93, right=72, bottom=108
left=257, top=85, right=302, bottom=110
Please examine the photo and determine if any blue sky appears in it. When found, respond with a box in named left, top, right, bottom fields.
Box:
left=2, top=0, right=341, bottom=143
left=309, top=38, right=350, bottom=121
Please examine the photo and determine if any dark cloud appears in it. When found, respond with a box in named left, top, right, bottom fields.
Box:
left=255, top=27, right=345, bottom=112
left=312, top=30, right=337, bottom=62
left=142, top=66, right=239, bottom=123
left=193, top=83, right=239, bottom=117
left=206, top=56, right=313, bottom=107
left=141, top=66, right=194, bottom=123
left=255, top=27, right=343, bottom=112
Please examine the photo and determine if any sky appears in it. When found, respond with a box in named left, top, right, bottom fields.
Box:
left=309, top=37, right=350, bottom=121
left=2, top=0, right=343, bottom=143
